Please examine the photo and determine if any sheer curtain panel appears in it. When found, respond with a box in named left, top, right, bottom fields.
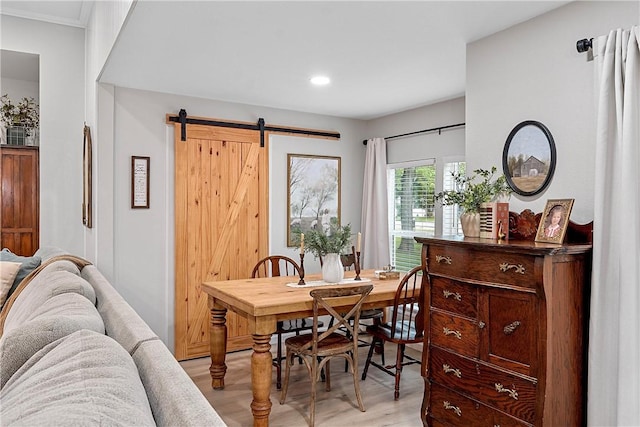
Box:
left=588, top=26, right=640, bottom=427
left=360, top=138, right=390, bottom=269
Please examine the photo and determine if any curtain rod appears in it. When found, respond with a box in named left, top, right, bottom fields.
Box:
left=576, top=38, right=593, bottom=53
left=362, top=122, right=465, bottom=145
left=167, top=109, right=341, bottom=147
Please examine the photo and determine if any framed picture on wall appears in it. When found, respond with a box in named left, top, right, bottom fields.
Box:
left=131, top=156, right=150, bottom=209
left=287, top=154, right=341, bottom=246
left=502, top=120, right=556, bottom=196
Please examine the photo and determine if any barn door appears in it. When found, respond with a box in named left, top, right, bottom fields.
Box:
left=174, top=122, right=268, bottom=360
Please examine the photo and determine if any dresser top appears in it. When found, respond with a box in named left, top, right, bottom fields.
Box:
left=415, top=236, right=592, bottom=256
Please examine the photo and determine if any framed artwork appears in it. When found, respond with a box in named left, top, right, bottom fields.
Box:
left=502, top=121, right=556, bottom=196
left=287, top=154, right=341, bottom=246
left=82, top=124, right=93, bottom=228
left=535, top=199, right=574, bottom=243
left=131, top=156, right=150, bottom=209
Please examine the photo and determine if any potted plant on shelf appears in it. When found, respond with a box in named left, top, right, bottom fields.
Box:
left=1, top=94, right=40, bottom=146
left=301, top=223, right=352, bottom=283
left=435, top=166, right=511, bottom=237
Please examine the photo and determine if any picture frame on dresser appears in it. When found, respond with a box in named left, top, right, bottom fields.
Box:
left=535, top=198, right=574, bottom=243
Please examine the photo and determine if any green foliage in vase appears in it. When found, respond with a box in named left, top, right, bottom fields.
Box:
left=0, top=94, right=40, bottom=131
left=434, top=166, right=511, bottom=214
left=300, top=223, right=352, bottom=259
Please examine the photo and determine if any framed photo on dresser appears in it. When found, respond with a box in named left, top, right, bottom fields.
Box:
left=535, top=199, right=574, bottom=243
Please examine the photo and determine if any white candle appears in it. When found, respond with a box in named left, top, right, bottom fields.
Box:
left=300, top=233, right=304, bottom=254
left=356, top=232, right=361, bottom=252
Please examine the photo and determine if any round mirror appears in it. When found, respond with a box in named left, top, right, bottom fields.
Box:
left=502, top=121, right=556, bottom=196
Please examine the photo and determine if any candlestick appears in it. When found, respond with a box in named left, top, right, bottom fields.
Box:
left=300, top=233, right=305, bottom=254
left=298, top=253, right=306, bottom=285
left=356, top=232, right=361, bottom=253
left=352, top=245, right=361, bottom=281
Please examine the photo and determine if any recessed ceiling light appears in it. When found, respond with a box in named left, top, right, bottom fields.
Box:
left=310, top=75, right=330, bottom=86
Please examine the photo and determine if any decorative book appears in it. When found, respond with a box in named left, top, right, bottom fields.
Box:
left=480, top=202, right=509, bottom=239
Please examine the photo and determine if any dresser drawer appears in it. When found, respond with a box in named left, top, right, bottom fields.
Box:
left=427, top=245, right=470, bottom=279
left=429, top=383, right=531, bottom=427
left=428, top=245, right=539, bottom=289
left=431, top=276, right=477, bottom=318
left=431, top=310, right=479, bottom=358
left=430, top=347, right=537, bottom=423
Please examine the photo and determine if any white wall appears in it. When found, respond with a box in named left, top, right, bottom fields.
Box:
left=367, top=96, right=465, bottom=176
left=466, top=1, right=639, bottom=224
left=85, top=0, right=134, bottom=270
left=0, top=15, right=85, bottom=254
left=109, top=86, right=367, bottom=349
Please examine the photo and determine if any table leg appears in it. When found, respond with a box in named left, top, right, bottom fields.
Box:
left=209, top=304, right=227, bottom=389
left=250, top=333, right=273, bottom=427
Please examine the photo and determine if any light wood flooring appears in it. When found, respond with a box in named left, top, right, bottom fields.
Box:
left=181, top=333, right=425, bottom=427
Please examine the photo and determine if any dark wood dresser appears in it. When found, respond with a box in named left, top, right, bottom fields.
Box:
left=416, top=214, right=592, bottom=426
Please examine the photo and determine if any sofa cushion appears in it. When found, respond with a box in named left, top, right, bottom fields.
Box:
left=1, top=261, right=21, bottom=308
left=1, top=329, right=155, bottom=426
left=133, top=340, right=228, bottom=426
left=3, top=267, right=97, bottom=334
left=0, top=292, right=106, bottom=387
left=81, top=265, right=157, bottom=353
left=0, top=248, right=41, bottom=303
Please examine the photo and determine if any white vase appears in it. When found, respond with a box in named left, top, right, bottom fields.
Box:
left=322, top=253, right=344, bottom=283
left=460, top=212, right=481, bottom=238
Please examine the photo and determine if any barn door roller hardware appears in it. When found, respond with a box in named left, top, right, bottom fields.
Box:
left=167, top=109, right=340, bottom=146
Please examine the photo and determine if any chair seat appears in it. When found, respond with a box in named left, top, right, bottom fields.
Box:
left=360, top=309, right=383, bottom=319
left=285, top=332, right=352, bottom=357
left=367, top=320, right=422, bottom=343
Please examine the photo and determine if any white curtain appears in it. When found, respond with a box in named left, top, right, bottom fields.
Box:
left=360, top=137, right=390, bottom=269
left=588, top=26, right=640, bottom=427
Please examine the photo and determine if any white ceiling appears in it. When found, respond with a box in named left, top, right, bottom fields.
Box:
left=2, top=1, right=572, bottom=120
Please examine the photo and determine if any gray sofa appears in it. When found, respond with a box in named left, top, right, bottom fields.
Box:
left=0, top=247, right=226, bottom=426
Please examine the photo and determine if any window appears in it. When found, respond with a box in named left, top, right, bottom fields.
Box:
left=442, top=161, right=466, bottom=236
left=387, top=160, right=435, bottom=272
left=386, top=159, right=467, bottom=271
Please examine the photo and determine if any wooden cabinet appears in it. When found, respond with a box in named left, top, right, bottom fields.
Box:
left=0, top=145, right=39, bottom=256
left=417, top=233, right=592, bottom=427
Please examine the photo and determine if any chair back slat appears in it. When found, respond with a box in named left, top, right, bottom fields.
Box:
left=252, top=255, right=300, bottom=278
left=306, top=285, right=373, bottom=353
left=389, top=266, right=425, bottom=341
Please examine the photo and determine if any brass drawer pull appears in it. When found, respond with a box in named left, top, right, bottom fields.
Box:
left=503, top=321, right=521, bottom=335
left=443, top=401, right=462, bottom=417
left=436, top=255, right=452, bottom=264
left=499, top=263, right=525, bottom=274
left=443, top=289, right=462, bottom=301
left=443, top=327, right=462, bottom=340
left=495, top=383, right=519, bottom=400
left=442, top=364, right=462, bottom=378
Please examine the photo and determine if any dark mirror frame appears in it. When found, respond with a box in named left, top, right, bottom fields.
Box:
left=502, top=120, right=556, bottom=196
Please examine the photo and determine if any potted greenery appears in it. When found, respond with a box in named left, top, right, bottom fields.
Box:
left=301, top=223, right=352, bottom=283
left=435, top=166, right=511, bottom=237
left=1, top=94, right=40, bottom=145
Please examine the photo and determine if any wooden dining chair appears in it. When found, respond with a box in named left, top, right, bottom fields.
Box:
left=361, top=265, right=424, bottom=400
left=251, top=255, right=323, bottom=390
left=279, top=284, right=373, bottom=427
left=324, top=253, right=383, bottom=349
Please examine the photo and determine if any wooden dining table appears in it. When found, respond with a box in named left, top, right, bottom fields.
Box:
left=201, top=269, right=421, bottom=427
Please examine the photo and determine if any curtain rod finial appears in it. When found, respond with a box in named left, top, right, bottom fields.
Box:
left=576, top=38, right=592, bottom=53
